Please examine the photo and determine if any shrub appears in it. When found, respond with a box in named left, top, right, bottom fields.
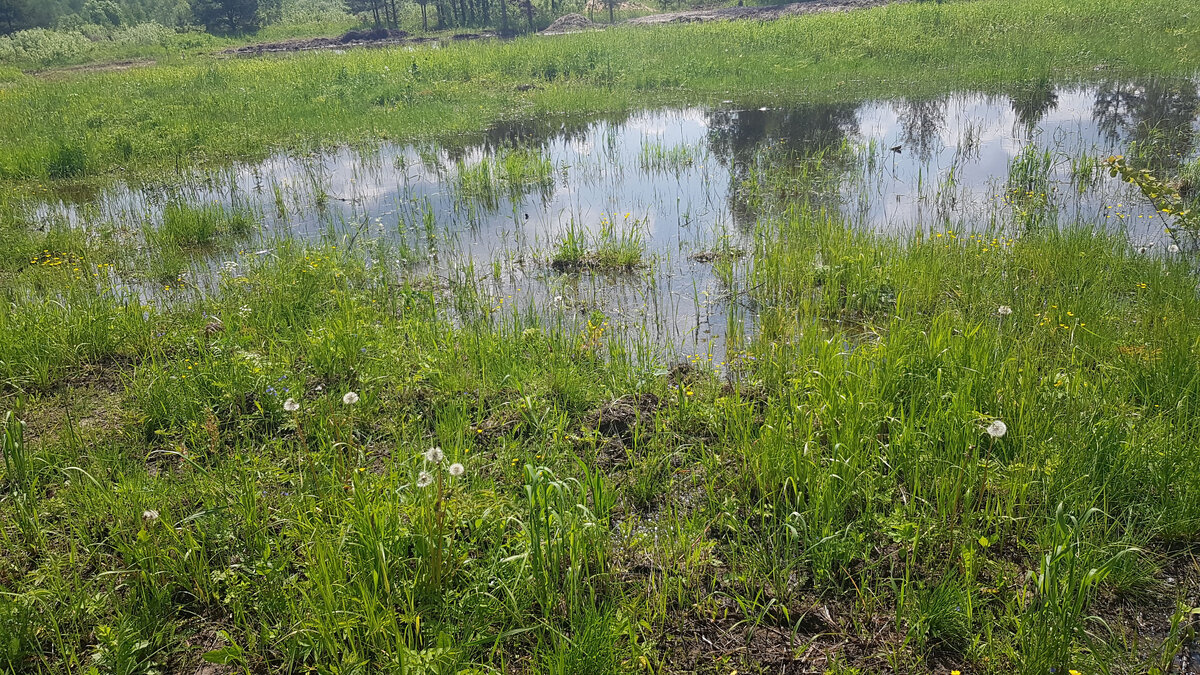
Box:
left=0, top=28, right=94, bottom=65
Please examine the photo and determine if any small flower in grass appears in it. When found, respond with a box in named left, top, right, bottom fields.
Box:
left=283, top=398, right=300, bottom=412
left=1168, top=244, right=1180, bottom=254
left=342, top=391, right=359, bottom=405
left=998, top=305, right=1013, bottom=316
left=416, top=471, right=434, bottom=488
left=142, top=510, right=160, bottom=523
left=448, top=462, right=465, bottom=477
left=986, top=419, right=1007, bottom=438
left=425, top=446, right=444, bottom=463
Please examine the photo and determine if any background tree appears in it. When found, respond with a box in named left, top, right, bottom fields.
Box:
left=83, top=0, right=126, bottom=25
left=191, top=0, right=260, bottom=33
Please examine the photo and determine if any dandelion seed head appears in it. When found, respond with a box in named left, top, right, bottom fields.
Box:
left=987, top=419, right=1007, bottom=438
left=1168, top=244, right=1180, bottom=253
left=416, top=471, right=434, bottom=488
left=449, top=462, right=465, bottom=476
left=283, top=398, right=300, bottom=412
left=342, top=391, right=359, bottom=405
left=425, top=446, right=444, bottom=463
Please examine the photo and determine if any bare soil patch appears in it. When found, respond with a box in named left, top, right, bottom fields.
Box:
left=33, top=59, right=156, bottom=79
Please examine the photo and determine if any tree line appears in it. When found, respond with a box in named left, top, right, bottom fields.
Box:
left=0, top=0, right=628, bottom=37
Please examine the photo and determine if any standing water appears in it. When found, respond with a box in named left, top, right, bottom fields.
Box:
left=30, top=78, right=1200, bottom=366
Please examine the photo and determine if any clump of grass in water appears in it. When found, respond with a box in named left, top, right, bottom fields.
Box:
left=638, top=138, right=700, bottom=173
left=550, top=216, right=645, bottom=271
left=456, top=147, right=555, bottom=209
left=738, top=140, right=859, bottom=216
left=147, top=202, right=257, bottom=249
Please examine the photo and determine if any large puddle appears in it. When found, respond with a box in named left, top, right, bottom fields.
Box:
left=28, top=78, right=1200, bottom=365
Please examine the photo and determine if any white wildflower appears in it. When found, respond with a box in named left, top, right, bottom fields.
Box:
left=998, top=305, right=1013, bottom=316
left=283, top=398, right=300, bottom=412
left=424, top=446, right=444, bottom=463
left=448, top=463, right=465, bottom=477
left=142, top=510, right=160, bottom=523
left=1168, top=244, right=1180, bottom=253
left=986, top=419, right=1007, bottom=438
left=342, top=391, right=359, bottom=405
left=416, top=471, right=434, bottom=488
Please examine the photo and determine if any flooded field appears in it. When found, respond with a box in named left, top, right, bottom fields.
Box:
left=24, top=78, right=1200, bottom=362
left=8, top=1, right=1200, bottom=671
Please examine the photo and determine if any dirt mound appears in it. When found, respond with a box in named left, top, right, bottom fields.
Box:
left=586, top=393, right=659, bottom=440
left=542, top=13, right=599, bottom=35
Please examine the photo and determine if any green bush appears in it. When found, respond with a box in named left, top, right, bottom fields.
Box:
left=0, top=28, right=94, bottom=65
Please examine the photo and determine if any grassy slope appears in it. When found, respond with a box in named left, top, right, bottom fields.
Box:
left=0, top=0, right=1197, bottom=183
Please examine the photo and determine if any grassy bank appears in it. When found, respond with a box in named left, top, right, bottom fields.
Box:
left=4, top=200, right=1200, bottom=672
left=0, top=0, right=1198, bottom=185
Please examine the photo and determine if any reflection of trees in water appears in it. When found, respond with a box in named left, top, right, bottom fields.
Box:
left=482, top=111, right=635, bottom=152
left=1093, top=79, right=1199, bottom=169
left=896, top=97, right=946, bottom=162
left=419, top=111, right=637, bottom=170
left=1007, top=77, right=1059, bottom=136
left=402, top=111, right=635, bottom=180
left=706, top=104, right=861, bottom=227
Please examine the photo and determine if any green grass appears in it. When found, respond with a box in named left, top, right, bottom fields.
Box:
left=550, top=217, right=646, bottom=270
left=455, top=147, right=557, bottom=208
left=4, top=205, right=1200, bottom=672
left=3, top=2, right=1200, bottom=672
left=148, top=202, right=258, bottom=249
left=0, top=0, right=1197, bottom=185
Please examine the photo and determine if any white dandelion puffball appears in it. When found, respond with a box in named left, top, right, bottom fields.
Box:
left=283, top=398, right=300, bottom=412
left=424, top=446, right=444, bottom=463
left=448, top=463, right=465, bottom=477
left=416, top=471, right=434, bottom=488
left=342, top=391, right=359, bottom=405
left=1168, top=244, right=1180, bottom=253
left=987, top=419, right=1007, bottom=438
left=142, top=510, right=160, bottom=523
left=998, top=305, right=1013, bottom=316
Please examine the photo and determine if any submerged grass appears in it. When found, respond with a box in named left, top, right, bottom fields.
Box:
left=0, top=0, right=1197, bottom=184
